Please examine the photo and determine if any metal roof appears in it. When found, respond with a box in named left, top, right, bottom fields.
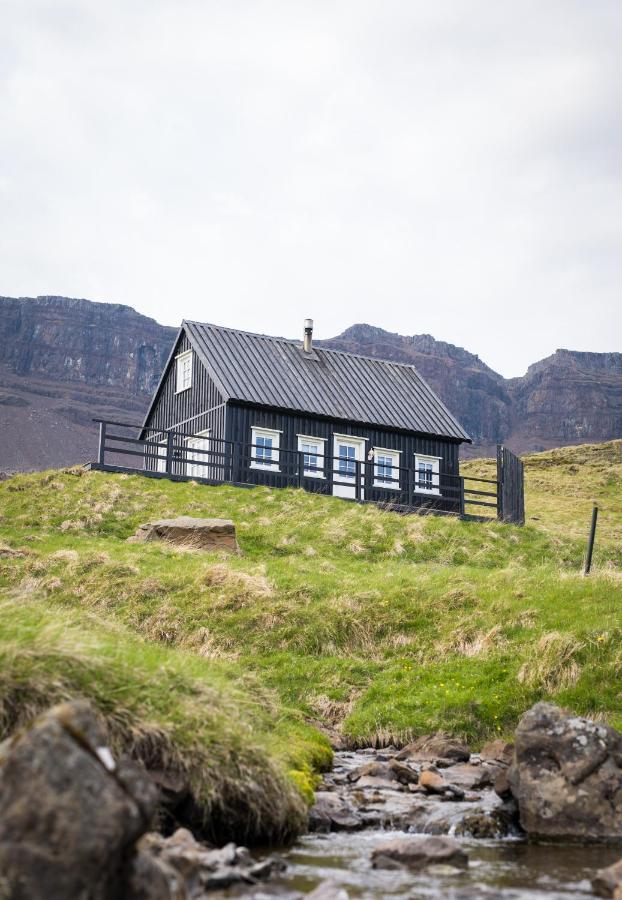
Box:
left=182, top=321, right=471, bottom=442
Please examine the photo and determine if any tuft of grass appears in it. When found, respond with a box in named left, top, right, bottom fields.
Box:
left=0, top=595, right=330, bottom=845
left=517, top=631, right=585, bottom=692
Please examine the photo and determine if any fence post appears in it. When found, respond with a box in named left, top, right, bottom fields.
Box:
left=355, top=460, right=361, bottom=501
left=583, top=504, right=599, bottom=576
left=165, top=430, right=175, bottom=475
left=496, top=444, right=504, bottom=521
left=97, top=421, right=107, bottom=466
left=459, top=475, right=465, bottom=516
left=297, top=451, right=304, bottom=488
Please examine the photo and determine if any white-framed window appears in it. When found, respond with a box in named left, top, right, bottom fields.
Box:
left=175, top=350, right=193, bottom=393
left=156, top=439, right=167, bottom=473
left=372, top=447, right=401, bottom=489
left=186, top=430, right=210, bottom=479
left=250, top=426, right=281, bottom=470
left=414, top=454, right=441, bottom=495
left=332, top=434, right=368, bottom=499
left=296, top=434, right=326, bottom=478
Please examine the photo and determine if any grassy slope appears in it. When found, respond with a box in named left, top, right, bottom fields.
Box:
left=0, top=440, right=621, bottom=814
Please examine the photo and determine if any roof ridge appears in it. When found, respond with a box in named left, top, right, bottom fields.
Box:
left=183, top=319, right=433, bottom=373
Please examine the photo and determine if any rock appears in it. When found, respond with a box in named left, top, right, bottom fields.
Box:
left=494, top=767, right=513, bottom=800
left=129, top=517, right=239, bottom=554
left=418, top=766, right=466, bottom=800
left=508, top=702, right=622, bottom=840
left=455, top=811, right=512, bottom=839
left=0, top=700, right=158, bottom=900
left=307, top=881, right=350, bottom=899
left=355, top=775, right=406, bottom=792
left=480, top=739, right=514, bottom=766
left=593, top=859, right=622, bottom=897
left=439, top=784, right=466, bottom=801
left=388, top=758, right=419, bottom=785
left=443, top=762, right=498, bottom=791
left=125, top=848, right=188, bottom=899
left=139, top=829, right=286, bottom=895
left=371, top=835, right=469, bottom=871
left=347, top=760, right=397, bottom=782
left=397, top=734, right=470, bottom=763
left=419, top=767, right=446, bottom=794
left=248, top=855, right=287, bottom=880
left=308, top=792, right=362, bottom=832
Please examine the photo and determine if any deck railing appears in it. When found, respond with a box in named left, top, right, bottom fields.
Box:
left=91, top=419, right=501, bottom=520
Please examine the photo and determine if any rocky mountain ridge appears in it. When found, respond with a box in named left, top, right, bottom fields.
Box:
left=0, top=296, right=620, bottom=470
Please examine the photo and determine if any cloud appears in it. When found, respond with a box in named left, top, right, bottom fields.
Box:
left=1, top=0, right=620, bottom=375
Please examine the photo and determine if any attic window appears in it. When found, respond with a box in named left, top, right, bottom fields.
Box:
left=175, top=350, right=193, bottom=392
left=250, top=426, right=280, bottom=471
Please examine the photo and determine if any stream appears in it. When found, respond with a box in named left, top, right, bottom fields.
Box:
left=219, top=747, right=622, bottom=899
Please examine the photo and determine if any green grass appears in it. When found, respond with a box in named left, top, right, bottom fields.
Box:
left=0, top=594, right=329, bottom=845
left=1, top=440, right=621, bottom=833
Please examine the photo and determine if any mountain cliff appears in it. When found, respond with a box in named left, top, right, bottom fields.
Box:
left=0, top=297, right=620, bottom=471
left=0, top=297, right=175, bottom=471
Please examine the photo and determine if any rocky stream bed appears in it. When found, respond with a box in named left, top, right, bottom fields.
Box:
left=247, top=743, right=622, bottom=899
left=3, top=702, right=622, bottom=899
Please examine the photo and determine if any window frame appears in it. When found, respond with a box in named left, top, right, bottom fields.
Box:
left=185, top=429, right=211, bottom=479
left=296, top=434, right=326, bottom=478
left=372, top=446, right=401, bottom=490
left=250, top=426, right=281, bottom=471
left=413, top=453, right=442, bottom=495
left=155, top=438, right=167, bottom=474
left=175, top=350, right=193, bottom=393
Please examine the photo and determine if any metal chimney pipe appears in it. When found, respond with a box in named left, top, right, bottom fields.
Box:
left=303, top=318, right=313, bottom=353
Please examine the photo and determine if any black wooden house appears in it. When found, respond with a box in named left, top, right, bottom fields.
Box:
left=126, top=319, right=475, bottom=513
left=91, top=319, right=525, bottom=520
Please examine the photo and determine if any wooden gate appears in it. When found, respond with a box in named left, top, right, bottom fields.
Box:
left=497, top=445, right=525, bottom=525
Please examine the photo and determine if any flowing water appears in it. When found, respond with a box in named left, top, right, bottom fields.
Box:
left=232, top=748, right=622, bottom=899
left=276, top=832, right=621, bottom=898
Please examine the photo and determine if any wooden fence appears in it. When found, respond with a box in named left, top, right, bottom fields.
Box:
left=88, top=419, right=525, bottom=525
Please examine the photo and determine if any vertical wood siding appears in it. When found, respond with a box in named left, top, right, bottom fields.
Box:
left=143, top=333, right=226, bottom=475
left=226, top=402, right=461, bottom=511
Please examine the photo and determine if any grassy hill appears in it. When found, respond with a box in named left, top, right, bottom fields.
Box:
left=1, top=440, right=621, bottom=840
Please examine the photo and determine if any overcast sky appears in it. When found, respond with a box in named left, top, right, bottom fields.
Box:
left=1, top=1, right=621, bottom=376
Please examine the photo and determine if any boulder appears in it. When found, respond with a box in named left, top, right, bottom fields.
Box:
left=371, top=835, right=468, bottom=870
left=508, top=702, right=622, bottom=840
left=397, top=734, right=470, bottom=763
left=129, top=517, right=239, bottom=554
left=308, top=792, right=362, bottom=832
left=0, top=700, right=158, bottom=900
left=593, top=858, right=622, bottom=897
